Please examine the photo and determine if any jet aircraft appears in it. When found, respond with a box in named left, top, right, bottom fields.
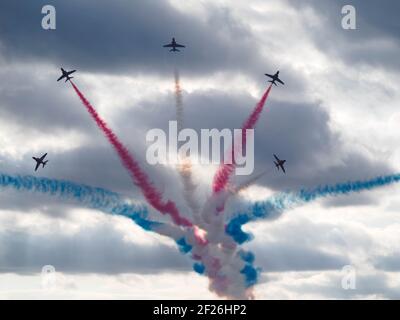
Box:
left=32, top=153, right=49, bottom=172
left=57, top=68, right=76, bottom=82
left=265, top=71, right=284, bottom=86
left=163, top=38, right=185, bottom=52
left=273, top=154, right=286, bottom=173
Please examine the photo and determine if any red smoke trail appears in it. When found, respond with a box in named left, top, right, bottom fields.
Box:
left=212, top=84, right=272, bottom=194
left=70, top=81, right=192, bottom=227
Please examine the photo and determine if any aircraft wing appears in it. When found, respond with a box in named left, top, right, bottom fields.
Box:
left=40, top=153, right=47, bottom=161
left=273, top=154, right=280, bottom=161
left=281, top=165, right=286, bottom=173
left=175, top=43, right=185, bottom=48
left=265, top=73, right=274, bottom=79
left=57, top=75, right=65, bottom=81
left=277, top=78, right=285, bottom=85
left=163, top=44, right=173, bottom=48
left=34, top=161, right=40, bottom=171
left=68, top=70, right=76, bottom=75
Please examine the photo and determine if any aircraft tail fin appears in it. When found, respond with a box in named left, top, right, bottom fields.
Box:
left=268, top=80, right=277, bottom=86
left=274, top=161, right=279, bottom=169
left=42, top=160, right=48, bottom=168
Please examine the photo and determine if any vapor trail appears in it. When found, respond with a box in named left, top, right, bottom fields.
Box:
left=227, top=173, right=400, bottom=244
left=70, top=81, right=192, bottom=227
left=0, top=172, right=157, bottom=230
left=212, top=84, right=273, bottom=194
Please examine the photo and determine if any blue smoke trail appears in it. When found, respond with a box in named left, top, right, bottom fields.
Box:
left=176, top=237, right=193, bottom=254
left=193, top=262, right=205, bottom=275
left=0, top=172, right=259, bottom=292
left=227, top=173, right=400, bottom=244
left=238, top=249, right=259, bottom=287
left=0, top=172, right=161, bottom=231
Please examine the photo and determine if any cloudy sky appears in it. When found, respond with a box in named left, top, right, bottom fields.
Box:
left=1, top=0, right=400, bottom=299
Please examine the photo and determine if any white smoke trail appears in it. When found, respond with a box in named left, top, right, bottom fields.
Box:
left=174, top=68, right=184, bottom=133
left=178, top=158, right=202, bottom=224
left=173, top=68, right=203, bottom=223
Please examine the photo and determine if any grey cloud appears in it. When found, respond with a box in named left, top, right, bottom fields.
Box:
left=254, top=242, right=349, bottom=272
left=0, top=63, right=109, bottom=160
left=0, top=0, right=264, bottom=76
left=289, top=0, right=400, bottom=38
left=288, top=0, right=400, bottom=70
left=285, top=271, right=400, bottom=299
left=255, top=215, right=400, bottom=298
left=0, top=188, right=75, bottom=219
left=0, top=69, right=96, bottom=134
left=0, top=216, right=190, bottom=275
left=374, top=253, right=400, bottom=272
left=247, top=216, right=373, bottom=274
left=322, top=193, right=377, bottom=208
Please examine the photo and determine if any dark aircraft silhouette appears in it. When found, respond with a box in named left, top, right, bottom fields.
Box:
left=32, top=153, right=48, bottom=172
left=273, top=154, right=286, bottom=173
left=265, top=71, right=284, bottom=86
left=57, top=68, right=76, bottom=82
left=163, top=38, right=185, bottom=52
